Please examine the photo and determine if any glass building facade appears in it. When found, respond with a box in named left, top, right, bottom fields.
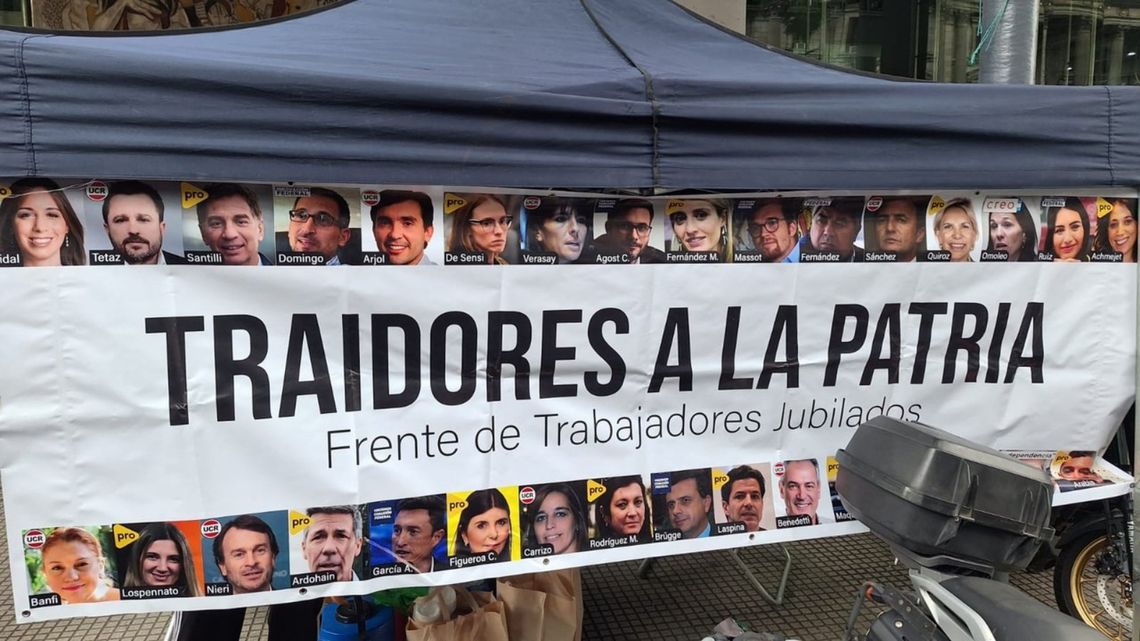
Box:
left=730, top=0, right=1140, bottom=84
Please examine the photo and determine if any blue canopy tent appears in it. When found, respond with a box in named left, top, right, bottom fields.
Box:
left=0, top=0, right=1137, bottom=190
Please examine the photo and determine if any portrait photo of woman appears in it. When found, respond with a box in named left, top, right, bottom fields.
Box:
left=1045, top=198, right=1091, bottom=262
left=122, top=522, right=201, bottom=596
left=525, top=197, right=593, bottom=264
left=523, top=483, right=588, bottom=555
left=666, top=198, right=731, bottom=261
left=452, top=488, right=514, bottom=561
left=1095, top=199, right=1136, bottom=262
left=985, top=201, right=1038, bottom=262
left=445, top=193, right=515, bottom=265
left=0, top=177, right=86, bottom=266
left=35, top=527, right=120, bottom=604
left=592, top=475, right=651, bottom=541
left=932, top=198, right=979, bottom=262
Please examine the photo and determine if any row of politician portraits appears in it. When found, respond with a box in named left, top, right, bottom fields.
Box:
left=23, top=458, right=846, bottom=607
left=1, top=179, right=1135, bottom=268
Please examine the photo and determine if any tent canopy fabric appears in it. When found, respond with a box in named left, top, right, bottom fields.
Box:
left=1, top=0, right=1138, bottom=191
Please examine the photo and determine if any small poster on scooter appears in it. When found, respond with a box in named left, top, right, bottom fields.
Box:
left=1051, top=451, right=1114, bottom=492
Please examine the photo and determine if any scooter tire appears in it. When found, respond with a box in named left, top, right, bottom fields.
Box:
left=1053, top=530, right=1132, bottom=640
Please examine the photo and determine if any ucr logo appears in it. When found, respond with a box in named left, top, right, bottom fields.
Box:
left=773, top=462, right=785, bottom=477
left=24, top=529, right=45, bottom=549
left=86, top=181, right=109, bottom=202
left=523, top=196, right=542, bottom=210
left=201, top=519, right=221, bottom=538
left=865, top=196, right=883, bottom=212
left=519, top=486, right=536, bottom=505
left=361, top=190, right=381, bottom=207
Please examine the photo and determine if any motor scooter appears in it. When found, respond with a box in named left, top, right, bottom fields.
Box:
left=833, top=416, right=1108, bottom=641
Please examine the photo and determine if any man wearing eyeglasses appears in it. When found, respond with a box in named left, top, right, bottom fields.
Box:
left=595, top=198, right=665, bottom=264
left=287, top=187, right=351, bottom=265
left=748, top=199, right=800, bottom=263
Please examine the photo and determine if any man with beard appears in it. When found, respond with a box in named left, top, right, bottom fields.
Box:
left=799, top=197, right=865, bottom=262
left=300, top=506, right=362, bottom=580
left=748, top=199, right=800, bottom=263
left=595, top=198, right=665, bottom=263
left=370, top=190, right=436, bottom=265
left=102, top=181, right=185, bottom=264
left=665, top=469, right=712, bottom=538
left=721, top=465, right=766, bottom=532
left=868, top=197, right=926, bottom=262
left=779, top=459, right=822, bottom=525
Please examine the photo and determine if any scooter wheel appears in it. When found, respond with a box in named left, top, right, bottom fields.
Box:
left=1054, top=531, right=1133, bottom=640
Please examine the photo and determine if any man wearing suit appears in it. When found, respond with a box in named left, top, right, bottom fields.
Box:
left=103, top=180, right=186, bottom=264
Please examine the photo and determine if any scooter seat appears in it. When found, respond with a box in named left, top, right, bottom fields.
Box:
left=940, top=576, right=1105, bottom=641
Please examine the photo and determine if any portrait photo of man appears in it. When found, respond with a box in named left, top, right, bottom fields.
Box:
left=1054, top=451, right=1105, bottom=483
left=390, top=497, right=446, bottom=573
left=664, top=469, right=712, bottom=539
left=99, top=180, right=185, bottom=264
left=192, top=183, right=272, bottom=265
left=799, top=198, right=865, bottom=262
left=296, top=506, right=362, bottom=581
left=279, top=186, right=354, bottom=265
left=369, top=190, right=436, bottom=265
left=745, top=198, right=800, bottom=263
left=866, top=196, right=927, bottom=262
left=212, top=514, right=279, bottom=594
left=594, top=198, right=665, bottom=263
left=778, top=459, right=823, bottom=526
left=719, top=465, right=770, bottom=532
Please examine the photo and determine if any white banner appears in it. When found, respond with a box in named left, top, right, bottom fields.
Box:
left=0, top=183, right=1135, bottom=620
left=0, top=263, right=1134, bottom=620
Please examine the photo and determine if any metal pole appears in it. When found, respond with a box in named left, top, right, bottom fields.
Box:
left=1133, top=247, right=1139, bottom=641
left=978, top=0, right=1040, bottom=84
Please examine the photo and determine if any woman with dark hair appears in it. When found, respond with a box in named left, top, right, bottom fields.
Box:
left=986, top=201, right=1038, bottom=262
left=124, top=523, right=201, bottom=596
left=39, top=527, right=120, bottom=603
left=0, top=177, right=86, bottom=266
left=1045, top=198, right=1090, bottom=262
left=1095, top=199, right=1137, bottom=262
left=668, top=198, right=731, bottom=262
left=525, top=484, right=587, bottom=555
left=593, top=475, right=650, bottom=539
left=446, top=194, right=512, bottom=265
left=453, top=488, right=512, bottom=561
left=526, top=197, right=592, bottom=264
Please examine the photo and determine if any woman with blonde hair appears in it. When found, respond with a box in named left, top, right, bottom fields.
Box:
left=668, top=198, right=731, bottom=262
